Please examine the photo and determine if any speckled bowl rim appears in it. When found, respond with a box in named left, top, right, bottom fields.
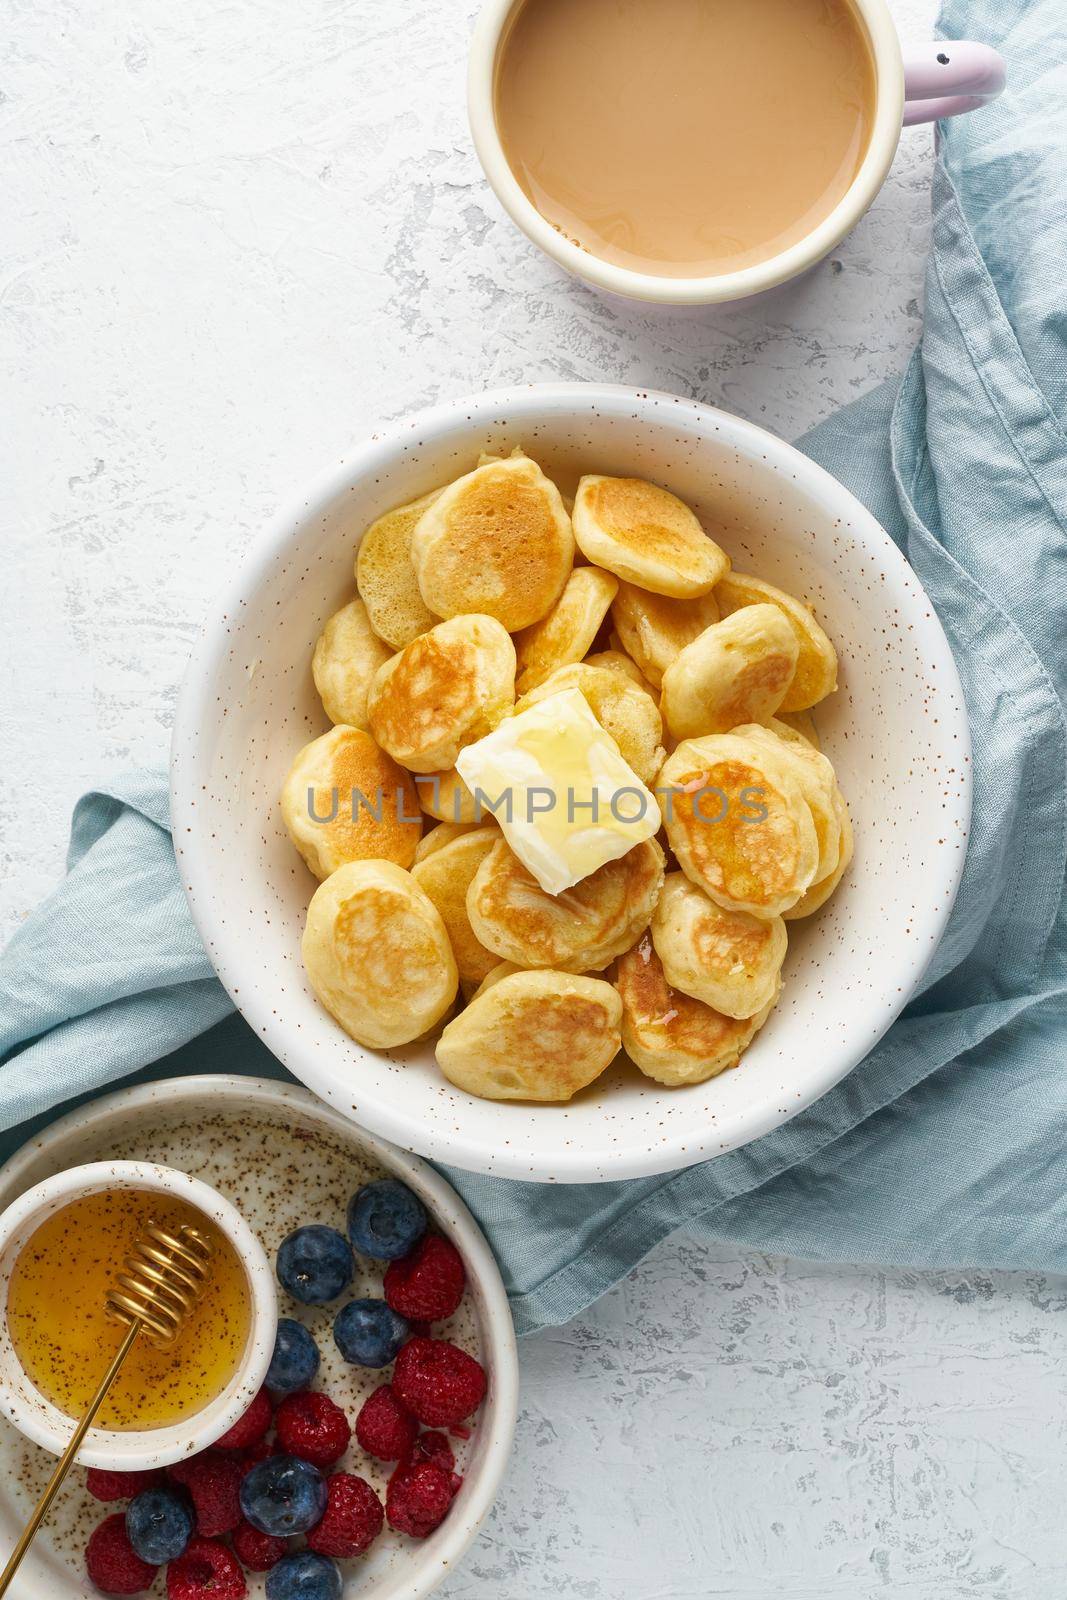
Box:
left=0, top=1157, right=276, bottom=1471
left=170, top=383, right=972, bottom=1182
left=0, top=1076, right=519, bottom=1600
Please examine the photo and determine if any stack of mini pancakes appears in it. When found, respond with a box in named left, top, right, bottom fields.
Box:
left=280, top=451, right=850, bottom=1102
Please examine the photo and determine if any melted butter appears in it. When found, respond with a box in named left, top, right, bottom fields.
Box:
left=456, top=689, right=660, bottom=893
left=514, top=718, right=644, bottom=858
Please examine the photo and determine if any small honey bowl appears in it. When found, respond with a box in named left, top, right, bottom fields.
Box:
left=0, top=1161, right=276, bottom=1470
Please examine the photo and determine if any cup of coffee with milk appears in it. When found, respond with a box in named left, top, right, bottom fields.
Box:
left=469, top=0, right=1005, bottom=306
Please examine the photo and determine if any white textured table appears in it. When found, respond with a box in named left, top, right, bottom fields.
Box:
left=3, top=1, right=1065, bottom=1595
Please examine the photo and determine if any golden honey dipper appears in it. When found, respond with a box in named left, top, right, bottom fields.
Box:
left=0, top=1220, right=213, bottom=1595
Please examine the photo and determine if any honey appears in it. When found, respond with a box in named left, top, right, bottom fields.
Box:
left=7, top=1189, right=251, bottom=1431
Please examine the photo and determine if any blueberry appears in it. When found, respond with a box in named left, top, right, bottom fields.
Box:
left=347, top=1178, right=427, bottom=1261
left=266, top=1317, right=321, bottom=1396
left=265, top=1551, right=343, bottom=1600
left=334, top=1298, right=411, bottom=1367
left=125, top=1487, right=193, bottom=1565
left=276, top=1225, right=353, bottom=1305
left=240, top=1454, right=327, bottom=1537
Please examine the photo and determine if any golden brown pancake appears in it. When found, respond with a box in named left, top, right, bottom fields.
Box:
left=368, top=613, right=516, bottom=773
left=584, top=648, right=653, bottom=690
left=311, top=598, right=393, bottom=730
left=651, top=871, right=786, bottom=1019
left=280, top=726, right=422, bottom=880
left=411, top=452, right=574, bottom=631
left=411, top=827, right=500, bottom=986
left=355, top=488, right=442, bottom=650
left=610, top=581, right=720, bottom=687
left=660, top=605, right=799, bottom=740
left=302, top=860, right=458, bottom=1048
left=517, top=661, right=665, bottom=785
left=616, top=934, right=777, bottom=1086
left=659, top=733, right=819, bottom=917
left=769, top=711, right=820, bottom=750
left=436, top=969, right=622, bottom=1101
left=731, top=723, right=840, bottom=882
left=573, top=475, right=729, bottom=597
left=514, top=565, right=619, bottom=694
left=469, top=959, right=521, bottom=998
left=416, top=766, right=482, bottom=824
left=466, top=835, right=665, bottom=973
left=784, top=785, right=853, bottom=919
left=715, top=570, right=838, bottom=710
left=413, top=820, right=481, bottom=865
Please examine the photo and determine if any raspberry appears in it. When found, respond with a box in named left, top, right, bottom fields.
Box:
left=386, top=1460, right=454, bottom=1539
left=169, top=1453, right=243, bottom=1537
left=236, top=1438, right=278, bottom=1477
left=85, top=1512, right=157, bottom=1595
left=355, top=1384, right=417, bottom=1462
left=384, top=1235, right=465, bottom=1323
left=275, top=1390, right=351, bottom=1468
left=410, top=1430, right=456, bottom=1474
left=306, top=1472, right=384, bottom=1558
left=166, top=1537, right=246, bottom=1600
left=213, top=1388, right=272, bottom=1451
left=86, top=1467, right=165, bottom=1503
left=392, top=1338, right=487, bottom=1428
left=231, top=1518, right=286, bottom=1572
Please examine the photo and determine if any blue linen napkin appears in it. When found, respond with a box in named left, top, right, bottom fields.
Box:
left=2, top=0, right=1064, bottom=1337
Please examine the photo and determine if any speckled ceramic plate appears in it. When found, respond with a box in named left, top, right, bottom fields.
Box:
left=172, top=384, right=971, bottom=1182
left=0, top=1076, right=518, bottom=1600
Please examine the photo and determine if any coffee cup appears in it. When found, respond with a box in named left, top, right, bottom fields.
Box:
left=469, top=0, right=1005, bottom=307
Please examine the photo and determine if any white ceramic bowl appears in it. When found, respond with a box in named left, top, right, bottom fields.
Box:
left=0, top=1076, right=518, bottom=1600
left=172, top=384, right=971, bottom=1183
left=0, top=1159, right=276, bottom=1470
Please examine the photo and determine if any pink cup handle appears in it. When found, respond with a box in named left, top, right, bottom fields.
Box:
left=908, top=40, right=1004, bottom=124
left=902, top=41, right=1006, bottom=126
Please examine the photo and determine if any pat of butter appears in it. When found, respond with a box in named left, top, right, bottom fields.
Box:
left=455, top=688, right=661, bottom=895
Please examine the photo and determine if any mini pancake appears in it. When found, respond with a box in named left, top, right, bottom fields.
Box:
left=610, top=582, right=720, bottom=687
left=466, top=835, right=665, bottom=973
left=368, top=613, right=516, bottom=773
left=413, top=819, right=481, bottom=865
left=355, top=488, right=441, bottom=650
left=732, top=723, right=840, bottom=882
left=470, top=959, right=521, bottom=998
left=518, top=661, right=665, bottom=785
left=416, top=767, right=482, bottom=824
left=616, top=934, right=778, bottom=1087
left=660, top=605, right=799, bottom=740
left=659, top=733, right=819, bottom=918
left=715, top=570, right=838, bottom=711
left=436, top=969, right=622, bottom=1102
left=651, top=871, right=787, bottom=1020
left=770, top=711, right=820, bottom=751
left=660, top=606, right=800, bottom=741
left=312, top=598, right=393, bottom=730
left=513, top=565, right=619, bottom=694
left=280, top=726, right=422, bottom=879
left=784, top=786, right=853, bottom=919
left=572, top=475, right=729, bottom=598
left=302, top=859, right=458, bottom=1048
left=411, top=827, right=501, bottom=987
left=584, top=648, right=653, bottom=690
left=411, top=452, right=574, bottom=631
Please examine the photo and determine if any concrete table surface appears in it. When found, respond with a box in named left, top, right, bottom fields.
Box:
left=2, top=0, right=1064, bottom=1595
